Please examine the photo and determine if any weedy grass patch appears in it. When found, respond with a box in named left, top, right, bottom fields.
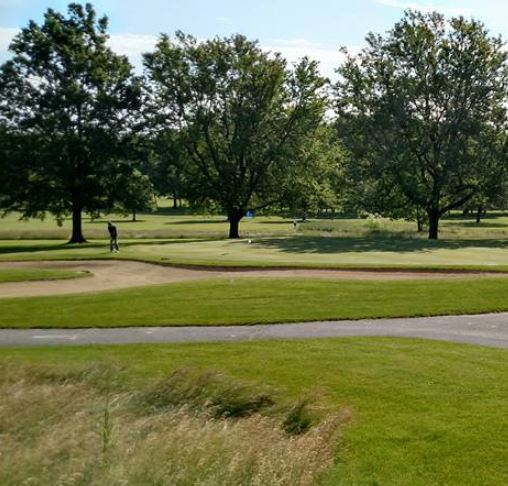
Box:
left=0, top=361, right=344, bottom=486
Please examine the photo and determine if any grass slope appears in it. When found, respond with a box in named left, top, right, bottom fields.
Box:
left=0, top=268, right=87, bottom=283
left=3, top=338, right=508, bottom=485
left=3, top=277, right=508, bottom=328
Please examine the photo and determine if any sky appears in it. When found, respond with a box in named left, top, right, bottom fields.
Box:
left=1, top=0, right=508, bottom=79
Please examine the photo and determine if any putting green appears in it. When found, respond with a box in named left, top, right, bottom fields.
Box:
left=2, top=237, right=508, bottom=270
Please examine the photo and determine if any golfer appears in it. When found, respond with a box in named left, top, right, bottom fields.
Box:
left=107, top=221, right=119, bottom=253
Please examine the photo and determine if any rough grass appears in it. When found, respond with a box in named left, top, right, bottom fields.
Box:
left=4, top=338, right=508, bottom=485
left=3, top=208, right=508, bottom=240
left=0, top=268, right=88, bottom=283
left=3, top=276, right=508, bottom=328
left=0, top=362, right=343, bottom=486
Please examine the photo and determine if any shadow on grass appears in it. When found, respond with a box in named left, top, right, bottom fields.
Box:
left=167, top=219, right=227, bottom=225
left=446, top=221, right=508, bottom=229
left=87, top=219, right=148, bottom=224
left=0, top=238, right=222, bottom=255
left=252, top=236, right=508, bottom=254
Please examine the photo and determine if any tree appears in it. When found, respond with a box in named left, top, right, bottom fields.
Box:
left=281, top=124, right=343, bottom=219
left=143, top=33, right=328, bottom=238
left=143, top=131, right=189, bottom=208
left=336, top=10, right=508, bottom=239
left=113, top=168, right=156, bottom=221
left=0, top=2, right=140, bottom=242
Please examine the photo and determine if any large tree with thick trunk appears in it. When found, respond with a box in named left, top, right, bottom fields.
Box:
left=143, top=32, right=327, bottom=238
left=336, top=10, right=508, bottom=239
left=0, top=3, right=140, bottom=243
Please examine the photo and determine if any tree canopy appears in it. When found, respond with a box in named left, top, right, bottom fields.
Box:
left=336, top=10, right=508, bottom=239
left=0, top=2, right=140, bottom=242
left=143, top=32, right=328, bottom=237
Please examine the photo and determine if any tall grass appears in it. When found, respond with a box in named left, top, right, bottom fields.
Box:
left=0, top=363, right=345, bottom=485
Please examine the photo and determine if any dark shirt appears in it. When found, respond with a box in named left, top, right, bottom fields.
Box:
left=108, top=224, right=118, bottom=238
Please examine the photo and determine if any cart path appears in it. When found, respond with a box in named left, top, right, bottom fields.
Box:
left=1, top=312, right=508, bottom=348
left=1, top=259, right=507, bottom=298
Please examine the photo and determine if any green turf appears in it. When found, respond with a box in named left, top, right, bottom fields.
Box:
left=0, top=268, right=88, bottom=283
left=3, top=338, right=508, bottom=485
left=2, top=206, right=508, bottom=240
left=3, top=237, right=508, bottom=271
left=0, top=210, right=295, bottom=239
left=2, top=276, right=508, bottom=328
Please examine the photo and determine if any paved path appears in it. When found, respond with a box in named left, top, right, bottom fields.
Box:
left=2, top=312, right=508, bottom=348
left=1, top=260, right=506, bottom=298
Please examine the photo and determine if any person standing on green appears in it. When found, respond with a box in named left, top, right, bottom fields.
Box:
left=107, top=221, right=119, bottom=253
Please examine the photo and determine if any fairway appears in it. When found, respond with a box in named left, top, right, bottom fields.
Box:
left=3, top=338, right=508, bottom=485
left=3, top=276, right=508, bottom=328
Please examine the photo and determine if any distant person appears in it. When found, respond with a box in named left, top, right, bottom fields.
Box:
left=293, top=218, right=298, bottom=229
left=107, top=221, right=119, bottom=253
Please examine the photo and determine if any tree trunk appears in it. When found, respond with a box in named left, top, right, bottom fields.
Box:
left=416, top=208, right=424, bottom=233
left=68, top=206, right=86, bottom=244
left=173, top=193, right=178, bottom=209
left=228, top=209, right=244, bottom=239
left=427, top=209, right=440, bottom=240
left=132, top=209, right=136, bottom=222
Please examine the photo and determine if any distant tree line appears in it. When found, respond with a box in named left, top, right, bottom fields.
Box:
left=1, top=3, right=508, bottom=241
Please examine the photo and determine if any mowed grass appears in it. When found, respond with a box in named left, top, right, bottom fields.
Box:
left=3, top=237, right=508, bottom=270
left=0, top=268, right=87, bottom=283
left=0, top=210, right=295, bottom=239
left=3, top=207, right=508, bottom=240
left=3, top=277, right=508, bottom=328
left=3, top=338, right=508, bottom=485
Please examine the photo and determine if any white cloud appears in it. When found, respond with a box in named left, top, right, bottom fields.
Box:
left=375, top=0, right=474, bottom=16
left=0, top=27, right=17, bottom=63
left=0, top=26, right=17, bottom=50
left=262, top=39, right=358, bottom=80
left=0, top=27, right=352, bottom=79
left=107, top=32, right=158, bottom=71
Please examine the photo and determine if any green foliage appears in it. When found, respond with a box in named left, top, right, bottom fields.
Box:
left=281, top=124, right=344, bottom=218
left=337, top=10, right=508, bottom=239
left=112, top=168, right=157, bottom=221
left=0, top=3, right=140, bottom=242
left=143, top=32, right=328, bottom=237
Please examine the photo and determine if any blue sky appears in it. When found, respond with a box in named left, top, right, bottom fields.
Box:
left=1, top=1, right=508, bottom=78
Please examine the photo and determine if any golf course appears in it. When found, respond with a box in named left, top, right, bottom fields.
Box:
left=3, top=2, right=508, bottom=484
left=2, top=210, right=508, bottom=485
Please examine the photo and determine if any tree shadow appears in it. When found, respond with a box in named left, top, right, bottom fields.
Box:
left=444, top=213, right=507, bottom=221
left=252, top=236, right=508, bottom=254
left=0, top=238, right=220, bottom=255
left=167, top=219, right=227, bottom=225
left=446, top=221, right=507, bottom=228
left=87, top=219, right=148, bottom=224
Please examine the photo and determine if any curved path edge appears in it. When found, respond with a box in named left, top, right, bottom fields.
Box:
left=2, top=312, right=508, bottom=348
